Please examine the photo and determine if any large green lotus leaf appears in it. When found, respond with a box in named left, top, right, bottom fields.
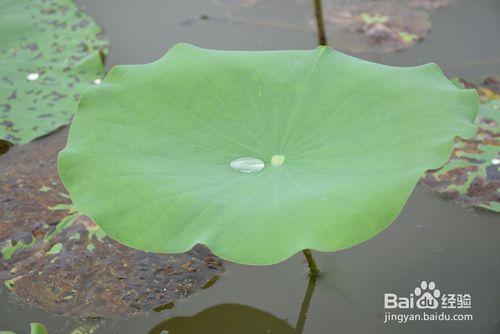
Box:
left=0, top=0, right=107, bottom=144
left=58, top=44, right=478, bottom=265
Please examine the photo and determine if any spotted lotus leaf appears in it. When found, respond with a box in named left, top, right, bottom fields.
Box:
left=422, top=89, right=499, bottom=212
left=58, top=44, right=478, bottom=265
left=0, top=0, right=107, bottom=144
left=323, top=1, right=431, bottom=53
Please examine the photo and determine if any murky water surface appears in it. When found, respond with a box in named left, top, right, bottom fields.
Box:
left=1, top=0, right=499, bottom=333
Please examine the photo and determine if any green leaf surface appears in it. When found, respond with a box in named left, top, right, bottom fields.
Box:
left=0, top=0, right=107, bottom=144
left=30, top=323, right=48, bottom=334
left=59, top=44, right=478, bottom=265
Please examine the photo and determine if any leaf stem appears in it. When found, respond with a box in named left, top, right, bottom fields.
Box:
left=302, top=249, right=320, bottom=277
left=312, top=0, right=328, bottom=46
left=295, top=271, right=317, bottom=333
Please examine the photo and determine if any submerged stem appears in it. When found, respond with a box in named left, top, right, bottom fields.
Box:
left=302, top=249, right=320, bottom=277
left=295, top=272, right=317, bottom=333
left=312, top=0, right=328, bottom=46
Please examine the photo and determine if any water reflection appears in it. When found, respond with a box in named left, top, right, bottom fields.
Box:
left=150, top=275, right=317, bottom=334
left=149, top=304, right=295, bottom=334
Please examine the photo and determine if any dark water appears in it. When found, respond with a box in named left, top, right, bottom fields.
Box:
left=79, top=0, right=500, bottom=81
left=1, top=0, right=499, bottom=333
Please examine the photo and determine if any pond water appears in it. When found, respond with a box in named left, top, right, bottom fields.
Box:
left=1, top=0, right=499, bottom=333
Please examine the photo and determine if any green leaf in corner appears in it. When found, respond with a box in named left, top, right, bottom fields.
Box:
left=0, top=0, right=108, bottom=144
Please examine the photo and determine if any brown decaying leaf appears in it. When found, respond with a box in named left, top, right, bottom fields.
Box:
left=0, top=127, right=224, bottom=318
left=322, top=1, right=431, bottom=53
left=421, top=77, right=500, bottom=212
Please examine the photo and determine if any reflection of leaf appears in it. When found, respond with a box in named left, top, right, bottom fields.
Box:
left=0, top=0, right=107, bottom=144
left=422, top=78, right=499, bottom=212
left=60, top=44, right=477, bottom=265
left=149, top=304, right=294, bottom=334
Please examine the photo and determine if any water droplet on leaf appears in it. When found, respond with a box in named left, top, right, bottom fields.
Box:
left=94, top=78, right=102, bottom=85
left=27, top=72, right=39, bottom=81
left=230, top=157, right=265, bottom=173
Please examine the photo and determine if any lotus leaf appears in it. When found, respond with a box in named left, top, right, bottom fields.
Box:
left=59, top=44, right=478, bottom=265
left=0, top=323, right=47, bottom=334
left=422, top=99, right=499, bottom=212
left=30, top=324, right=48, bottom=334
left=0, top=0, right=107, bottom=144
left=0, top=127, right=223, bottom=317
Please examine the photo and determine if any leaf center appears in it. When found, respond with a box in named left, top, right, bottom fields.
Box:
left=271, top=155, right=285, bottom=166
